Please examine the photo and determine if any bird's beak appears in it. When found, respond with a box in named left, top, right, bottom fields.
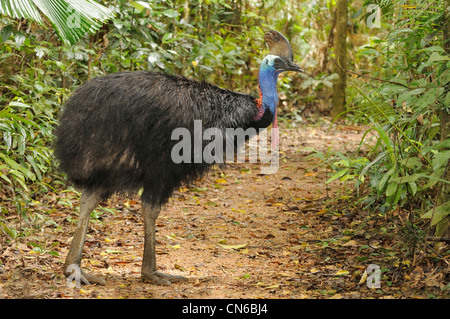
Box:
left=287, top=61, right=304, bottom=73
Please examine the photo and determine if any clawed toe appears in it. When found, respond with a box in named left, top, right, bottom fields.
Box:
left=64, top=265, right=106, bottom=286
left=141, top=271, right=188, bottom=285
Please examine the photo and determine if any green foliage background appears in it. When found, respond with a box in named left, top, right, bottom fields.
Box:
left=0, top=0, right=448, bottom=238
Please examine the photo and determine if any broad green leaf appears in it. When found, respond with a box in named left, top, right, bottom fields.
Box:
left=378, top=165, right=396, bottom=192
left=162, top=9, right=179, bottom=18
left=422, top=168, right=447, bottom=189
left=360, top=151, right=388, bottom=180
left=0, top=154, right=36, bottom=181
left=422, top=140, right=450, bottom=154
left=7, top=169, right=29, bottom=191
left=397, top=88, right=425, bottom=105
left=26, top=155, right=42, bottom=180
left=0, top=166, right=12, bottom=184
left=0, top=25, right=13, bottom=42
left=35, top=46, right=48, bottom=58
left=162, top=33, right=177, bottom=44
left=390, top=174, right=421, bottom=184
left=326, top=168, right=349, bottom=184
left=340, top=174, right=357, bottom=182
left=420, top=46, right=445, bottom=53
left=408, top=182, right=417, bottom=197
left=3, top=131, right=12, bottom=150
left=385, top=181, right=398, bottom=197
left=438, top=71, right=450, bottom=87
left=400, top=157, right=422, bottom=169
left=0, top=221, right=17, bottom=238
left=47, top=251, right=60, bottom=256
left=14, top=32, right=26, bottom=47
left=444, top=92, right=450, bottom=108
left=3, top=112, right=40, bottom=128
left=9, top=101, right=31, bottom=108
left=428, top=52, right=450, bottom=63
left=370, top=120, right=395, bottom=163
left=390, top=28, right=413, bottom=37
left=129, top=1, right=151, bottom=12
left=334, top=159, right=350, bottom=167
left=422, top=202, right=450, bottom=226
left=432, top=150, right=450, bottom=172
left=415, top=88, right=438, bottom=108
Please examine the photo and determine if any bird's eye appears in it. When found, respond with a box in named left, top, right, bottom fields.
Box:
left=273, top=58, right=284, bottom=68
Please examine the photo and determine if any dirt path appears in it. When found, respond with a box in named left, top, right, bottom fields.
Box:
left=0, top=123, right=447, bottom=299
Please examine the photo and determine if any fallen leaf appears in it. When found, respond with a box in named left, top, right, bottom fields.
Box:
left=105, top=249, right=121, bottom=254
left=205, top=201, right=219, bottom=207
left=359, top=269, right=368, bottom=285
left=252, top=282, right=266, bottom=287
left=335, top=269, right=349, bottom=276
left=304, top=172, right=317, bottom=177
left=239, top=248, right=249, bottom=254
left=215, top=178, right=227, bottom=184
left=416, top=113, right=424, bottom=125
left=284, top=211, right=298, bottom=215
left=184, top=196, right=200, bottom=205
left=174, top=263, right=186, bottom=271
left=342, top=240, right=359, bottom=247
left=265, top=284, right=279, bottom=289
left=218, top=243, right=248, bottom=250
left=424, top=274, right=444, bottom=288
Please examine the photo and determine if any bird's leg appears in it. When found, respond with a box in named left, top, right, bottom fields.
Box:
left=63, top=190, right=106, bottom=285
left=141, top=196, right=188, bottom=285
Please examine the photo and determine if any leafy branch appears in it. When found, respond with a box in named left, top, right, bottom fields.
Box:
left=327, top=53, right=412, bottom=89
left=352, top=83, right=432, bottom=167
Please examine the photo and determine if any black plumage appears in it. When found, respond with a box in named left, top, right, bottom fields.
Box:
left=55, top=71, right=272, bottom=205
left=55, top=30, right=301, bottom=285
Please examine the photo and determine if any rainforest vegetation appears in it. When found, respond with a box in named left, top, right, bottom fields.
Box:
left=0, top=0, right=448, bottom=299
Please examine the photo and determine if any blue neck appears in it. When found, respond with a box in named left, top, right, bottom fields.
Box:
left=258, top=63, right=280, bottom=119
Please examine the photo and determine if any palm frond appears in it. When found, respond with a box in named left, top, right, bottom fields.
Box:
left=0, top=0, right=44, bottom=24
left=0, top=0, right=115, bottom=45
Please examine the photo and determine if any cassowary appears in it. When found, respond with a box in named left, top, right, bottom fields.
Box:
left=55, top=30, right=302, bottom=286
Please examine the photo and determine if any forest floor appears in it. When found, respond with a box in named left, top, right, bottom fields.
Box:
left=0, top=120, right=448, bottom=299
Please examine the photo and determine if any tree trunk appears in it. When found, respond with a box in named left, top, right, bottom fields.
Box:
left=232, top=0, right=242, bottom=31
left=331, top=0, right=348, bottom=118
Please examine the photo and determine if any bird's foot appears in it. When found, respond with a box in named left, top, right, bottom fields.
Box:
left=141, top=271, right=188, bottom=286
left=64, top=265, right=106, bottom=286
